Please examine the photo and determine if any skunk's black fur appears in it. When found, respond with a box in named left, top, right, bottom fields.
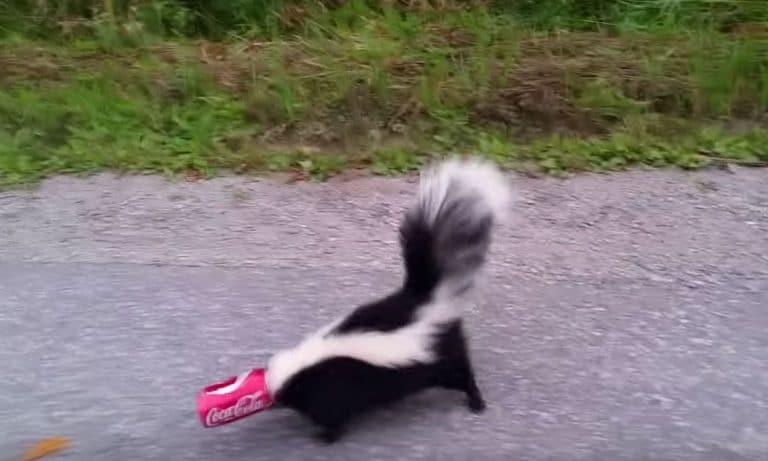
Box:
left=265, top=158, right=511, bottom=443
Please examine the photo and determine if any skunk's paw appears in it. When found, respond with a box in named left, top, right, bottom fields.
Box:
left=467, top=394, right=486, bottom=414
left=316, top=426, right=343, bottom=444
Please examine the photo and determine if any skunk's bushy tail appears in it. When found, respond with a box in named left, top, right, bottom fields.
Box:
left=400, top=157, right=511, bottom=300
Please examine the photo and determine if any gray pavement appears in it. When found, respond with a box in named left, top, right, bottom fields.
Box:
left=1, top=168, right=767, bottom=460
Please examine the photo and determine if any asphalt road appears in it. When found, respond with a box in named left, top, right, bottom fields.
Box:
left=1, top=168, right=767, bottom=461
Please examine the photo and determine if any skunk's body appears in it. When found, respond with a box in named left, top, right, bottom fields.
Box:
left=265, top=158, right=511, bottom=442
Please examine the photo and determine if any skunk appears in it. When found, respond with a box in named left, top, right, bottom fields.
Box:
left=265, top=157, right=512, bottom=443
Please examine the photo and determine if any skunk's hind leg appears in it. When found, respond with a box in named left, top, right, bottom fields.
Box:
left=449, top=356, right=486, bottom=413
left=437, top=321, right=486, bottom=413
left=463, top=369, right=486, bottom=413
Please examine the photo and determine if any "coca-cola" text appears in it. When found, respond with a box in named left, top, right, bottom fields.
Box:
left=204, top=391, right=271, bottom=427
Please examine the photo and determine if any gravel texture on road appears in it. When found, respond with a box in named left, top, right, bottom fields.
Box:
left=1, top=167, right=767, bottom=460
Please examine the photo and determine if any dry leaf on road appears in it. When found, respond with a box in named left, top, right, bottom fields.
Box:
left=20, top=437, right=71, bottom=461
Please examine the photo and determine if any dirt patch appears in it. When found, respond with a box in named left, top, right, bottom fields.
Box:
left=192, top=31, right=704, bottom=141
left=0, top=45, right=176, bottom=83
left=473, top=34, right=692, bottom=134
left=0, top=49, right=67, bottom=82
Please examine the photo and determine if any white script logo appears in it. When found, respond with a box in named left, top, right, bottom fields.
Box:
left=205, top=391, right=269, bottom=426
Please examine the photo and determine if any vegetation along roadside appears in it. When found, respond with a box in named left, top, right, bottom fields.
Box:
left=1, top=0, right=767, bottom=186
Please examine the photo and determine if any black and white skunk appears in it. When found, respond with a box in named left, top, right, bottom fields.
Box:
left=265, top=157, right=512, bottom=443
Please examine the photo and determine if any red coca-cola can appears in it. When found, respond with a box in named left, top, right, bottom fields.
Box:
left=197, top=368, right=274, bottom=428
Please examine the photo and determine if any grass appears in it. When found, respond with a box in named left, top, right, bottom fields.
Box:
left=1, top=1, right=767, bottom=187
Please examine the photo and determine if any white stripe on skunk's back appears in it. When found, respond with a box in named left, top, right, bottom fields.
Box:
left=265, top=319, right=440, bottom=395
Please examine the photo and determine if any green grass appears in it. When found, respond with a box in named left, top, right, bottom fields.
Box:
left=1, top=1, right=767, bottom=186
left=0, top=58, right=246, bottom=184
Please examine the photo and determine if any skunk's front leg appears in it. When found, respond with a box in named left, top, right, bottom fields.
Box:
left=304, top=404, right=350, bottom=444
left=315, top=424, right=345, bottom=444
